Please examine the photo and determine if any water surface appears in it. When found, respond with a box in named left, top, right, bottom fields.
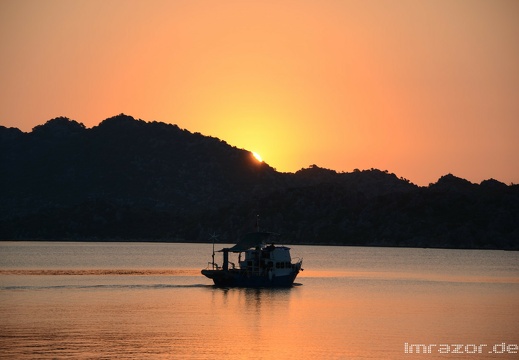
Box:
left=1, top=242, right=518, bottom=359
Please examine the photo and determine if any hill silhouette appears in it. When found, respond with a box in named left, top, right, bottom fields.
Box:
left=1, top=114, right=518, bottom=249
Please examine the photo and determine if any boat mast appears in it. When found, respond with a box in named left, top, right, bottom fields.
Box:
left=210, top=232, right=217, bottom=269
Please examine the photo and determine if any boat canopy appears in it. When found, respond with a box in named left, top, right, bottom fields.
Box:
left=226, top=232, right=279, bottom=252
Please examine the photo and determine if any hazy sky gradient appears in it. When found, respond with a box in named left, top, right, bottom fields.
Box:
left=1, top=0, right=518, bottom=185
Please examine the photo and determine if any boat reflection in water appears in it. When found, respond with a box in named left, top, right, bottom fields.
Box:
left=201, top=232, right=303, bottom=288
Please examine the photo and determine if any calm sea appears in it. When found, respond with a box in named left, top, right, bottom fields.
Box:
left=1, top=242, right=518, bottom=359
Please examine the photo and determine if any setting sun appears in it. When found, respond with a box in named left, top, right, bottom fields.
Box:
left=252, top=151, right=263, bottom=163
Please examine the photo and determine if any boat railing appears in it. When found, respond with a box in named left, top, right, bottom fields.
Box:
left=206, top=262, right=238, bottom=270
left=207, top=262, right=221, bottom=270
left=293, top=258, right=303, bottom=271
left=292, top=257, right=303, bottom=265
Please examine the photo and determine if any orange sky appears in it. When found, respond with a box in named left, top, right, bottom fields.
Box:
left=1, top=0, right=518, bottom=185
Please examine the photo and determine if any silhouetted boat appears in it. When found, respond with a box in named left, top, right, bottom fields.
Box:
left=201, top=231, right=303, bottom=288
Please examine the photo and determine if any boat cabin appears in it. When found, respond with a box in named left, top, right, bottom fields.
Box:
left=239, top=245, right=294, bottom=276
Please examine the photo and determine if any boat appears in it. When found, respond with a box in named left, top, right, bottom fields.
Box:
left=201, top=231, right=303, bottom=288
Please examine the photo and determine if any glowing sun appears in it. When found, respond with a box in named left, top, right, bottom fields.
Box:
left=252, top=151, right=263, bottom=162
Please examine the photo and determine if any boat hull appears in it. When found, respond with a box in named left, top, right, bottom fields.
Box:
left=201, top=268, right=300, bottom=288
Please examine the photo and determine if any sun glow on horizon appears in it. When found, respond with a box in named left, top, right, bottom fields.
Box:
left=252, top=151, right=263, bottom=163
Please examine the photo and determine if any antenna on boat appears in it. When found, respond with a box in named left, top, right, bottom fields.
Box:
left=210, top=232, right=218, bottom=269
left=256, top=214, right=260, bottom=232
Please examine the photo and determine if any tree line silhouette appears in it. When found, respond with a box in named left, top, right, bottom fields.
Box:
left=1, top=114, right=517, bottom=249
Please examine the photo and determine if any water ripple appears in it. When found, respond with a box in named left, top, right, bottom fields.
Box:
left=0, top=283, right=212, bottom=291
left=0, top=269, right=199, bottom=276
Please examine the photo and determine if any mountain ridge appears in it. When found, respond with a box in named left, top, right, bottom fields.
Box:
left=1, top=114, right=517, bottom=249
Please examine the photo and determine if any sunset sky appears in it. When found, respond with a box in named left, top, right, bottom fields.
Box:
left=1, top=0, right=518, bottom=186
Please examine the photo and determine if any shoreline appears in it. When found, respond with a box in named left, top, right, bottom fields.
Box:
left=1, top=238, right=516, bottom=251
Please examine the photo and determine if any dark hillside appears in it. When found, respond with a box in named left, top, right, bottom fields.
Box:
left=1, top=114, right=281, bottom=215
left=1, top=115, right=517, bottom=249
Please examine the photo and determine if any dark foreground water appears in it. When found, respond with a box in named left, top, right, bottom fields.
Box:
left=1, top=242, right=518, bottom=359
